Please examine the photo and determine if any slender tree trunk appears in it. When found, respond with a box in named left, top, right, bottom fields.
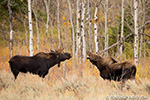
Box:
left=81, top=0, right=86, bottom=63
left=67, top=0, right=75, bottom=57
left=75, top=0, right=81, bottom=59
left=94, top=3, right=99, bottom=53
left=104, top=0, right=108, bottom=57
left=28, top=0, right=34, bottom=56
left=120, top=0, right=124, bottom=56
left=33, top=0, right=40, bottom=52
left=50, top=19, right=54, bottom=49
left=139, top=0, right=145, bottom=59
left=116, top=26, right=120, bottom=57
left=44, top=0, right=50, bottom=35
left=134, top=0, right=139, bottom=67
left=8, top=0, right=13, bottom=58
left=57, top=0, right=61, bottom=48
left=35, top=14, right=40, bottom=52
left=24, top=20, right=28, bottom=55
left=88, top=0, right=92, bottom=51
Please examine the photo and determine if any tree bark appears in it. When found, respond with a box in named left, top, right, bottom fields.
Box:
left=8, top=0, right=13, bottom=58
left=67, top=0, right=75, bottom=57
left=23, top=20, right=28, bottom=55
left=33, top=0, right=40, bottom=52
left=81, top=0, right=86, bottom=63
left=28, top=0, right=34, bottom=56
left=104, top=0, right=108, bottom=57
left=88, top=0, right=92, bottom=51
left=94, top=1, right=102, bottom=53
left=43, top=0, right=50, bottom=35
left=139, top=0, right=145, bottom=59
left=76, top=0, right=80, bottom=57
left=120, top=0, right=124, bottom=56
left=35, top=14, right=40, bottom=52
left=134, top=0, right=139, bottom=67
left=50, top=19, right=54, bottom=49
left=94, top=3, right=99, bottom=53
left=57, top=0, right=61, bottom=48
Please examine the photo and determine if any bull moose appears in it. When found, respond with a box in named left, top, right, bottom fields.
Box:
left=9, top=48, right=72, bottom=79
left=87, top=51, right=136, bottom=82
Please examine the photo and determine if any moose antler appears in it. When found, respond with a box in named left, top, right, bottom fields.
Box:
left=50, top=49, right=55, bottom=53
left=57, top=48, right=64, bottom=53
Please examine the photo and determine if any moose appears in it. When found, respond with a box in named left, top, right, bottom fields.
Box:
left=9, top=48, right=72, bottom=79
left=87, top=51, right=136, bottom=82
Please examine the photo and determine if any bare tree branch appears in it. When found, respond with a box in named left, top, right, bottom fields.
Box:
left=124, top=20, right=134, bottom=32
left=145, top=40, right=150, bottom=44
left=99, top=21, right=150, bottom=53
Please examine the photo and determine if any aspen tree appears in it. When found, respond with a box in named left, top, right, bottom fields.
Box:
left=43, top=0, right=50, bottom=35
left=28, top=0, right=34, bottom=56
left=81, top=0, right=86, bottom=63
left=88, top=0, right=92, bottom=51
left=8, top=0, right=13, bottom=58
left=94, top=3, right=99, bottom=53
left=104, top=0, right=108, bottom=57
left=75, top=0, right=81, bottom=59
left=57, top=0, right=61, bottom=48
left=120, top=0, right=124, bottom=56
left=134, top=0, right=139, bottom=66
left=33, top=0, right=40, bottom=52
left=67, top=0, right=75, bottom=57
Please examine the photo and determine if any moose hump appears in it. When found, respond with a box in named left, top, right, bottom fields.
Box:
left=87, top=51, right=136, bottom=82
left=9, top=48, right=72, bottom=79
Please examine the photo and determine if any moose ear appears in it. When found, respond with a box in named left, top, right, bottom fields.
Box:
left=87, top=51, right=92, bottom=56
left=111, top=58, right=117, bottom=63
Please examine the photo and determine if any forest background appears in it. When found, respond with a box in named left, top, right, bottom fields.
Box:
left=0, top=0, right=150, bottom=99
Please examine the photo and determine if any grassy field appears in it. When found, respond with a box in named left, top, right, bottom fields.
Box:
left=0, top=47, right=150, bottom=100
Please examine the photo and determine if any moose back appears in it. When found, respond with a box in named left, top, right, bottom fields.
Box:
left=9, top=49, right=71, bottom=79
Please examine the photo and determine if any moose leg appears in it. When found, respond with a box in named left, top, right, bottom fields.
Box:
left=38, top=69, right=48, bottom=78
left=11, top=69, right=19, bottom=79
left=42, top=71, right=48, bottom=78
left=58, top=63, right=60, bottom=67
left=122, top=69, right=133, bottom=81
left=38, top=70, right=43, bottom=77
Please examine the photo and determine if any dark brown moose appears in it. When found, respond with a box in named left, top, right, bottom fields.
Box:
left=87, top=51, right=136, bottom=81
left=9, top=48, right=72, bottom=79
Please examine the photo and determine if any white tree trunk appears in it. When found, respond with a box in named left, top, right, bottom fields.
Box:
left=28, top=0, right=33, bottom=56
left=35, top=14, right=40, bottom=52
left=23, top=20, right=28, bottom=55
left=57, top=0, right=61, bottom=48
left=81, top=0, right=86, bottom=63
left=139, top=0, right=145, bottom=59
left=67, top=0, right=75, bottom=57
left=104, top=0, right=108, bottom=57
left=94, top=4, right=99, bottom=53
left=134, top=0, right=139, bottom=66
left=8, top=0, right=13, bottom=58
left=44, top=0, right=50, bottom=35
left=120, top=0, right=124, bottom=55
left=50, top=19, right=54, bottom=49
left=33, top=0, right=40, bottom=52
left=76, top=0, right=81, bottom=58
left=88, top=0, right=92, bottom=51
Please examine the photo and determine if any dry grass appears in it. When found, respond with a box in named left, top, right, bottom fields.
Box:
left=0, top=47, right=150, bottom=100
left=0, top=60, right=150, bottom=100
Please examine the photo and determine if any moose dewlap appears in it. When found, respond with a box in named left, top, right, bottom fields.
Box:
left=87, top=51, right=136, bottom=81
left=9, top=49, right=71, bottom=79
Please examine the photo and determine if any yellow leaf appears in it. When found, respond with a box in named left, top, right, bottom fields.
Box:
left=62, top=16, right=66, bottom=20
